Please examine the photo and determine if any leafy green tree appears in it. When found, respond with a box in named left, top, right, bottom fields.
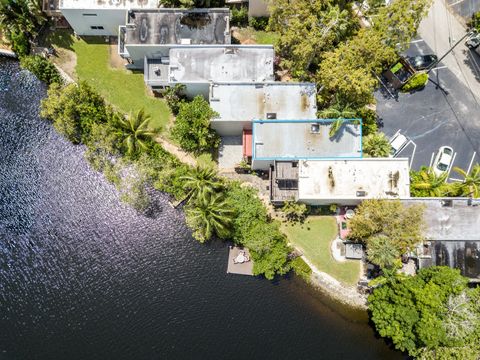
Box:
left=410, top=167, right=452, bottom=197
left=40, top=82, right=110, bottom=144
left=158, top=0, right=224, bottom=8
left=363, top=132, right=391, bottom=157
left=453, top=164, right=480, bottom=198
left=366, top=234, right=401, bottom=269
left=171, top=96, right=220, bottom=154
left=369, top=267, right=480, bottom=358
left=348, top=199, right=425, bottom=254
left=355, top=107, right=378, bottom=136
left=20, top=55, right=62, bottom=85
left=112, top=109, right=157, bottom=157
left=268, top=0, right=357, bottom=79
left=163, top=84, right=186, bottom=115
left=0, top=0, right=45, bottom=54
left=185, top=193, right=234, bottom=243
left=181, top=164, right=222, bottom=203
left=318, top=98, right=356, bottom=119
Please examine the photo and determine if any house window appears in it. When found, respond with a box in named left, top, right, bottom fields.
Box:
left=90, top=26, right=104, bottom=30
left=82, top=13, right=97, bottom=16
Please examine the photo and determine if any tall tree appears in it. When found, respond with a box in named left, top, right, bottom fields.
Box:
left=185, top=193, right=234, bottom=243
left=268, top=0, right=357, bottom=79
left=410, top=167, right=451, bottom=197
left=453, top=164, right=480, bottom=198
left=112, top=109, right=157, bottom=157
left=366, top=234, right=401, bottom=269
left=181, top=164, right=222, bottom=203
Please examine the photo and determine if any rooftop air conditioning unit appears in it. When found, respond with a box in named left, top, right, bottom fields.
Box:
left=310, top=123, right=320, bottom=133
left=267, top=113, right=276, bottom=120
left=356, top=190, right=367, bottom=197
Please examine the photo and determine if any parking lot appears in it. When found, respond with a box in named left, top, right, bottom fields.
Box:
left=375, top=38, right=480, bottom=180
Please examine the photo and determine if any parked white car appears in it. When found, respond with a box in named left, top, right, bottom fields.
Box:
left=433, top=146, right=454, bottom=177
left=389, top=131, right=409, bottom=157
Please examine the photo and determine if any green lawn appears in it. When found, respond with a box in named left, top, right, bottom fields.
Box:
left=282, top=216, right=360, bottom=286
left=253, top=31, right=280, bottom=45
left=45, top=31, right=170, bottom=131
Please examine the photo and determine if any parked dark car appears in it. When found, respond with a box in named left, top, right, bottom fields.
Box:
left=407, top=54, right=438, bottom=70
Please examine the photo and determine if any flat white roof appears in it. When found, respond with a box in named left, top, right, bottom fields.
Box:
left=298, top=158, right=411, bottom=201
left=209, top=82, right=317, bottom=121
left=60, top=0, right=158, bottom=9
left=168, top=45, right=274, bottom=83
left=253, top=120, right=362, bottom=159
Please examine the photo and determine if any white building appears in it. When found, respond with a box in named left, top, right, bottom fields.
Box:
left=251, top=119, right=362, bottom=170
left=145, top=45, right=274, bottom=97
left=208, top=82, right=317, bottom=136
left=119, top=8, right=231, bottom=68
left=60, top=0, right=159, bottom=36
left=270, top=158, right=410, bottom=205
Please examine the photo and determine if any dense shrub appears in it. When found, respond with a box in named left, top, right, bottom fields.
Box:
left=20, top=55, right=62, bottom=85
left=230, top=6, right=248, bottom=27
left=249, top=16, right=269, bottom=31
left=40, top=82, right=110, bottom=144
left=171, top=95, right=220, bottom=154
left=355, top=107, right=378, bottom=136
left=363, top=132, right=391, bottom=157
left=163, top=84, right=186, bottom=115
left=402, top=72, right=429, bottom=92
left=9, top=30, right=30, bottom=57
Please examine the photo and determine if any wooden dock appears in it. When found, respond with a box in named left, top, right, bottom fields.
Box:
left=226, top=246, right=254, bottom=276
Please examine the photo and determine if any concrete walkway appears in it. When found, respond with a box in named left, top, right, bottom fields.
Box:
left=155, top=137, right=197, bottom=167
left=418, top=0, right=480, bottom=102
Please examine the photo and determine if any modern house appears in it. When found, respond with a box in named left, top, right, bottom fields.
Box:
left=118, top=8, right=231, bottom=67
left=144, top=45, right=274, bottom=97
left=405, top=198, right=480, bottom=280
left=250, top=119, right=362, bottom=170
left=270, top=158, right=411, bottom=205
left=60, top=0, right=159, bottom=36
left=209, top=82, right=317, bottom=136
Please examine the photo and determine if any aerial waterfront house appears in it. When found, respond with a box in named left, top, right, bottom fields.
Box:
left=270, top=158, right=411, bottom=205
left=118, top=8, right=231, bottom=68
left=59, top=0, right=159, bottom=36
left=405, top=198, right=480, bottom=281
left=250, top=119, right=362, bottom=170
left=208, top=82, right=317, bottom=136
left=144, top=45, right=274, bottom=97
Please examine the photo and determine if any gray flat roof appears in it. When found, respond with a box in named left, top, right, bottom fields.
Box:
left=209, top=82, right=317, bottom=121
left=402, top=198, right=480, bottom=241
left=124, top=8, right=230, bottom=45
left=169, top=45, right=274, bottom=83
left=252, top=120, right=362, bottom=159
left=61, top=0, right=157, bottom=9
left=145, top=58, right=168, bottom=85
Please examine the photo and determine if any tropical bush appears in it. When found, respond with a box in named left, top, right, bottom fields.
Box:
left=363, top=132, right=391, bottom=157
left=231, top=6, right=248, bottom=27
left=402, top=72, right=429, bottom=92
left=20, top=55, right=62, bottom=85
left=249, top=16, right=269, bottom=31
left=282, top=199, right=308, bottom=222
left=369, top=267, right=480, bottom=358
left=410, top=166, right=457, bottom=197
left=9, top=30, right=30, bottom=57
left=348, top=199, right=425, bottom=265
left=171, top=96, right=220, bottom=154
left=163, top=84, right=186, bottom=115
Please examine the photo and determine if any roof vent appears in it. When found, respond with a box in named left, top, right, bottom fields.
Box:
left=180, top=38, right=191, bottom=45
left=310, top=123, right=320, bottom=133
left=356, top=191, right=367, bottom=197
left=441, top=199, right=453, bottom=207
left=266, top=113, right=277, bottom=119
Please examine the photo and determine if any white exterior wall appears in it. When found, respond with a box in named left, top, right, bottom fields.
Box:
left=248, top=0, right=269, bottom=17
left=209, top=120, right=251, bottom=136
left=60, top=8, right=127, bottom=36
left=125, top=45, right=171, bottom=69
left=251, top=159, right=272, bottom=170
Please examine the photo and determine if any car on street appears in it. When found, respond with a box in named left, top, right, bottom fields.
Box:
left=389, top=131, right=409, bottom=157
left=406, top=55, right=438, bottom=71
left=466, top=33, right=480, bottom=49
left=433, top=146, right=454, bottom=177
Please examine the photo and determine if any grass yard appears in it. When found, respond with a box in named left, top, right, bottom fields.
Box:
left=233, top=28, right=280, bottom=45
left=44, top=30, right=170, bottom=131
left=282, top=216, right=360, bottom=286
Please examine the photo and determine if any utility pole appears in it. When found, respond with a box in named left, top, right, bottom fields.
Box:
left=427, top=30, right=477, bottom=73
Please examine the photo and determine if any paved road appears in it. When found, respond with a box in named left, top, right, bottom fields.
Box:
left=445, top=0, right=480, bottom=25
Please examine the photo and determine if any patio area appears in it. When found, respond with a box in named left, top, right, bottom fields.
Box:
left=226, top=246, right=254, bottom=276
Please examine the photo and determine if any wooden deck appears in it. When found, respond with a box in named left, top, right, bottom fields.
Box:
left=226, top=246, right=254, bottom=276
left=270, top=161, right=299, bottom=203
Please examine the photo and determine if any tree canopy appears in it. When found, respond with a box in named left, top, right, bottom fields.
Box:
left=348, top=199, right=425, bottom=255
left=369, top=267, right=480, bottom=358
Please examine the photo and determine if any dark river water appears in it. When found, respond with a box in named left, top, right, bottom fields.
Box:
left=0, top=58, right=402, bottom=360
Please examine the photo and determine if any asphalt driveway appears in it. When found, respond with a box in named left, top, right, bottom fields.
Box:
left=375, top=39, right=480, bottom=179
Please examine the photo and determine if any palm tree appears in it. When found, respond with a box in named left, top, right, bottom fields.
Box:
left=186, top=193, right=234, bottom=243
left=453, top=164, right=480, bottom=198
left=367, top=234, right=401, bottom=270
left=411, top=168, right=449, bottom=197
left=328, top=119, right=344, bottom=138
left=363, top=132, right=392, bottom=157
left=180, top=165, right=222, bottom=204
left=112, top=109, right=158, bottom=156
